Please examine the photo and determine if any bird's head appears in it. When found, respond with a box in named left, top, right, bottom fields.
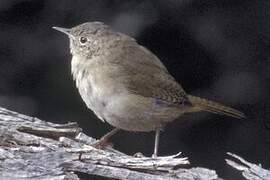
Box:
left=53, top=22, right=111, bottom=58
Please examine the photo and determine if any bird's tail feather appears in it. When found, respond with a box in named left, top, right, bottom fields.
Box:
left=187, top=95, right=245, bottom=119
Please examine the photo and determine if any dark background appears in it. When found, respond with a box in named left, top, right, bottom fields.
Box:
left=0, top=0, right=270, bottom=179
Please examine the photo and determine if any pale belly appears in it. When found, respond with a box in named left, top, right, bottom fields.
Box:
left=102, top=94, right=184, bottom=132
left=77, top=77, right=183, bottom=132
left=72, top=59, right=183, bottom=132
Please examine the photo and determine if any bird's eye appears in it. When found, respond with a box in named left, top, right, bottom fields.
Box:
left=80, top=37, right=88, bottom=44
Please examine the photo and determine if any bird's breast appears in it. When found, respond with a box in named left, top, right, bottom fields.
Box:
left=71, top=55, right=124, bottom=121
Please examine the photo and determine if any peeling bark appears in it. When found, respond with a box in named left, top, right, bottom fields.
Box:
left=226, top=152, right=270, bottom=180
left=0, top=107, right=221, bottom=179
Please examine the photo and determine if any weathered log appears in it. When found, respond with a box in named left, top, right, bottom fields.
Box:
left=226, top=152, right=270, bottom=180
left=0, top=107, right=220, bottom=179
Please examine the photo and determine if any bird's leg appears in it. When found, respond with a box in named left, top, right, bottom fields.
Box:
left=92, top=128, right=120, bottom=148
left=79, top=128, right=120, bottom=161
left=152, top=126, right=161, bottom=158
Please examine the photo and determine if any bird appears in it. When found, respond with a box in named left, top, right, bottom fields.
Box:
left=53, top=22, right=245, bottom=158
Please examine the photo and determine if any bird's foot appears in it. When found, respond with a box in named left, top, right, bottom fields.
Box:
left=79, top=128, right=120, bottom=161
left=91, top=128, right=119, bottom=149
left=78, top=140, right=113, bottom=161
left=151, top=153, right=158, bottom=159
left=133, top=152, right=146, bottom=158
left=91, top=139, right=113, bottom=149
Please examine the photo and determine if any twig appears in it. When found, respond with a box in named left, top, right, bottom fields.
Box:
left=226, top=152, right=270, bottom=180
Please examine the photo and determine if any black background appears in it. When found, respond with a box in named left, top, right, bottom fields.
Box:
left=0, top=0, right=270, bottom=179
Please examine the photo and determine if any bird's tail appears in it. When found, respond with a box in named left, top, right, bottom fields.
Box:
left=187, top=95, right=245, bottom=119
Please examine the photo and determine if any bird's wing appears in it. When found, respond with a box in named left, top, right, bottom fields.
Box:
left=108, top=43, right=191, bottom=106
left=126, top=72, right=191, bottom=106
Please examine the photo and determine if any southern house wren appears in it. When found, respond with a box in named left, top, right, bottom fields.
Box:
left=53, top=22, right=245, bottom=157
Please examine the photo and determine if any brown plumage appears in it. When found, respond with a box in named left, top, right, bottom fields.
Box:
left=187, top=95, right=245, bottom=119
left=53, top=22, right=245, bottom=157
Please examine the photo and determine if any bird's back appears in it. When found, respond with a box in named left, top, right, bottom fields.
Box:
left=95, top=36, right=192, bottom=107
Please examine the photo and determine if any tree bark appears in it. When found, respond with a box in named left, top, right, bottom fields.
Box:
left=226, top=152, right=270, bottom=180
left=1, top=107, right=269, bottom=179
left=0, top=107, right=220, bottom=179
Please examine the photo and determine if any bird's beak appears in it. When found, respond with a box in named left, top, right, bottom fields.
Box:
left=52, top=26, right=75, bottom=39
